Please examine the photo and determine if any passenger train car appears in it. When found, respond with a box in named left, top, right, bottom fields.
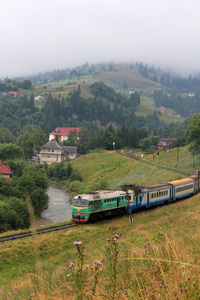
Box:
left=126, top=172, right=200, bottom=213
left=72, top=190, right=127, bottom=223
left=72, top=171, right=200, bottom=223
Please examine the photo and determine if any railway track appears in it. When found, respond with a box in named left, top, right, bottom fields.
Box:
left=117, top=150, right=190, bottom=176
left=0, top=222, right=78, bottom=243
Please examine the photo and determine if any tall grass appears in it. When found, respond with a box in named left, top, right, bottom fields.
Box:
left=0, top=193, right=199, bottom=299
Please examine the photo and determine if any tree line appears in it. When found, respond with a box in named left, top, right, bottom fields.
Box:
left=153, top=90, right=200, bottom=117
left=0, top=163, right=48, bottom=233
left=0, top=78, right=32, bottom=91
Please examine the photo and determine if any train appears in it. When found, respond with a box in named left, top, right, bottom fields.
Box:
left=71, top=170, right=200, bottom=223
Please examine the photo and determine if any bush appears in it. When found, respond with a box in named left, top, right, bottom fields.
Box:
left=69, top=170, right=83, bottom=182
left=69, top=180, right=85, bottom=194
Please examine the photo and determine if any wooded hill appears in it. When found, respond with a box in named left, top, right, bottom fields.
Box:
left=0, top=62, right=199, bottom=156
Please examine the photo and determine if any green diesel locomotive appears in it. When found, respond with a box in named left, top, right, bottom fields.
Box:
left=72, top=190, right=127, bottom=223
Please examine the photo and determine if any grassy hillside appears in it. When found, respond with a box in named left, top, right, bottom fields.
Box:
left=64, top=146, right=199, bottom=193
left=32, top=65, right=185, bottom=122
left=0, top=148, right=200, bottom=299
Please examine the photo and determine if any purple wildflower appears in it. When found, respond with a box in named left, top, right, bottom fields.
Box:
left=117, top=291, right=120, bottom=295
left=100, top=268, right=103, bottom=272
left=67, top=274, right=70, bottom=278
left=107, top=238, right=110, bottom=242
left=86, top=264, right=89, bottom=268
left=115, top=234, right=119, bottom=238
left=184, top=287, right=188, bottom=291
left=193, top=281, right=196, bottom=285
left=113, top=238, right=117, bottom=242
left=187, top=277, right=190, bottom=280
left=75, top=250, right=78, bottom=254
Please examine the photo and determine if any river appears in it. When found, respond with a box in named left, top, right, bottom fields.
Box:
left=40, top=183, right=72, bottom=224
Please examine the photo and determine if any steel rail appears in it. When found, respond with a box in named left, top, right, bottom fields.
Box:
left=0, top=222, right=78, bottom=243
left=117, top=150, right=190, bottom=176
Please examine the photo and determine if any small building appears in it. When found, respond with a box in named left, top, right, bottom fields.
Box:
left=158, top=137, right=176, bottom=151
left=160, top=106, right=165, bottom=113
left=8, top=91, right=23, bottom=97
left=0, top=161, right=13, bottom=180
left=188, top=92, right=195, bottom=97
left=63, top=146, right=77, bottom=160
left=49, top=127, right=81, bottom=142
left=34, top=95, right=44, bottom=104
left=39, top=140, right=77, bottom=165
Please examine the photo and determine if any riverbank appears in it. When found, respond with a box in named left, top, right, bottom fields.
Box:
left=36, top=217, right=54, bottom=227
left=41, top=182, right=72, bottom=224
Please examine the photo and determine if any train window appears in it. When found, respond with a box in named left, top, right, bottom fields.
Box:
left=139, top=196, right=142, bottom=202
left=73, top=199, right=79, bottom=205
left=157, top=192, right=158, bottom=197
left=80, top=200, right=87, bottom=205
left=176, top=184, right=193, bottom=193
left=166, top=190, right=168, bottom=195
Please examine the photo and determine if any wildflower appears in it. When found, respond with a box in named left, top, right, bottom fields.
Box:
left=115, top=234, right=119, bottom=238
left=91, top=266, right=93, bottom=269
left=67, top=274, right=70, bottom=278
left=100, top=268, right=103, bottom=272
left=117, top=291, right=120, bottom=295
left=165, top=281, right=168, bottom=283
left=192, top=281, right=196, bottom=285
left=187, top=277, right=190, bottom=280
left=113, top=238, right=117, bottom=242
left=107, top=238, right=110, bottom=242
left=86, top=264, right=89, bottom=268
left=75, top=250, right=78, bottom=254
left=184, top=287, right=188, bottom=291
left=74, top=241, right=77, bottom=245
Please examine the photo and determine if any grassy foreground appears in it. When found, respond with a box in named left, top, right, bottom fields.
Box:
left=0, top=195, right=199, bottom=299
left=0, top=148, right=200, bottom=299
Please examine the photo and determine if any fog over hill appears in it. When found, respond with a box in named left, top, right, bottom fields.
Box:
left=0, top=0, right=200, bottom=78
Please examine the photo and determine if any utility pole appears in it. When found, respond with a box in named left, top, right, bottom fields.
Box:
left=177, top=147, right=179, bottom=162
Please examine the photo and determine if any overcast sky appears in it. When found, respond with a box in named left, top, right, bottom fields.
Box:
left=0, top=0, right=200, bottom=78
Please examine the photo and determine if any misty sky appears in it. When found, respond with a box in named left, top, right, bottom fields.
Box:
left=0, top=0, right=200, bottom=78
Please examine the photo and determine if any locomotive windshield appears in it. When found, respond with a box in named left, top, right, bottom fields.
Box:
left=80, top=199, right=87, bottom=206
left=73, top=199, right=79, bottom=205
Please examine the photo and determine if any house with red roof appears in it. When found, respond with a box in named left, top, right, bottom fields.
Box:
left=0, top=161, right=13, bottom=180
left=49, top=127, right=81, bottom=142
left=157, top=137, right=176, bottom=151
